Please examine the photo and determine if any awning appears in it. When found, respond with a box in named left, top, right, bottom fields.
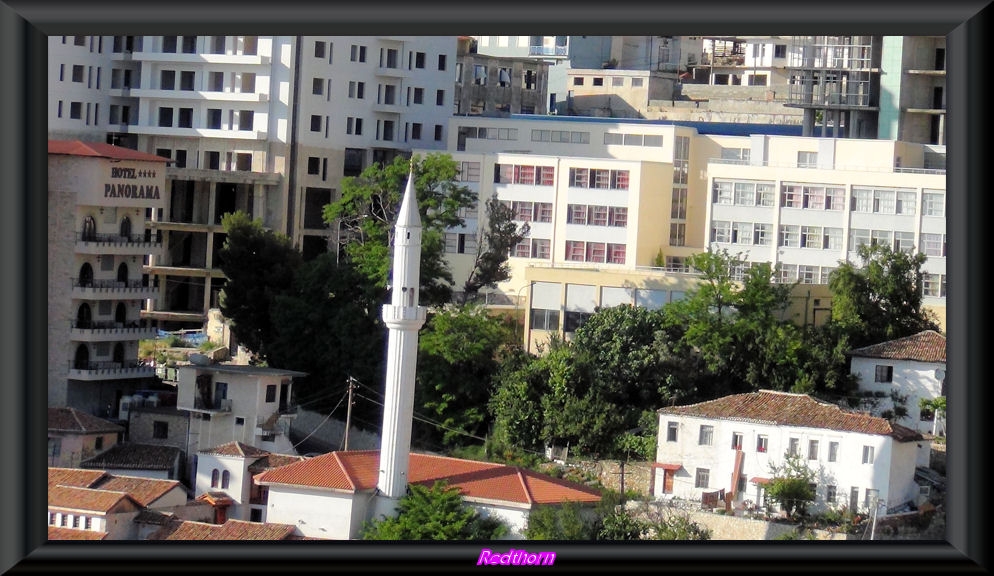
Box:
left=653, top=463, right=682, bottom=471
left=749, top=477, right=771, bottom=485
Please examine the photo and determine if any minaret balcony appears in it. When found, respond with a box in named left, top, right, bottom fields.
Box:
left=382, top=305, right=427, bottom=326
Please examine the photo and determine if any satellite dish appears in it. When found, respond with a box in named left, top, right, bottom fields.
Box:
left=935, top=369, right=946, bottom=381
left=189, top=353, right=210, bottom=366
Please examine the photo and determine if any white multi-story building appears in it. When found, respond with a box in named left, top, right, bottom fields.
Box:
left=654, top=390, right=929, bottom=515
left=49, top=35, right=458, bottom=331
left=48, top=140, right=166, bottom=416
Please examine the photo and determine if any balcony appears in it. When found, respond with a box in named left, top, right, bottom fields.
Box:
left=68, top=360, right=156, bottom=381
left=375, top=65, right=407, bottom=79
left=69, top=320, right=158, bottom=342
left=189, top=397, right=233, bottom=413
left=528, top=46, right=569, bottom=58
left=71, top=278, right=159, bottom=300
left=75, top=232, right=162, bottom=256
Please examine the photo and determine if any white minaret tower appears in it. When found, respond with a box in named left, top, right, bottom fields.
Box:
left=374, top=167, right=427, bottom=512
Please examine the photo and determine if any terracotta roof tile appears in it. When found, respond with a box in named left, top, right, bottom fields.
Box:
left=256, top=451, right=602, bottom=506
left=47, top=407, right=124, bottom=434
left=48, top=140, right=169, bottom=163
left=247, top=454, right=306, bottom=475
left=658, top=390, right=923, bottom=441
left=47, top=468, right=107, bottom=490
left=80, top=443, right=181, bottom=471
left=48, top=526, right=108, bottom=540
left=199, top=441, right=271, bottom=458
left=848, top=330, right=946, bottom=363
left=90, top=475, right=184, bottom=507
left=149, top=519, right=296, bottom=541
left=48, top=485, right=140, bottom=513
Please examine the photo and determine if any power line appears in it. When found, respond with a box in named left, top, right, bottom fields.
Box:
left=292, top=388, right=350, bottom=450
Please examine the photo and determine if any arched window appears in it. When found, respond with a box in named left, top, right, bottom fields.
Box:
left=211, top=469, right=219, bottom=488
left=76, top=303, right=92, bottom=329
left=221, top=470, right=230, bottom=489
left=117, top=262, right=128, bottom=284
left=78, top=263, right=93, bottom=287
left=115, top=302, right=127, bottom=325
left=112, top=343, right=125, bottom=365
left=119, top=216, right=132, bottom=239
left=82, top=216, right=97, bottom=241
left=73, top=344, right=89, bottom=369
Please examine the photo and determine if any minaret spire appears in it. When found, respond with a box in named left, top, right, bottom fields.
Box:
left=375, top=163, right=427, bottom=508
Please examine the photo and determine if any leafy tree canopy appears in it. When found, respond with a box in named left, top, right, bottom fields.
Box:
left=324, top=153, right=477, bottom=306
left=462, top=193, right=530, bottom=301
left=523, top=500, right=597, bottom=540
left=361, top=481, right=508, bottom=540
left=766, top=453, right=817, bottom=519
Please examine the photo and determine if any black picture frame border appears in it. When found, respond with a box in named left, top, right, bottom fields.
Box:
left=1, top=1, right=988, bottom=572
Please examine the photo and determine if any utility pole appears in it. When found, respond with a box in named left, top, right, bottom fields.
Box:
left=612, top=460, right=627, bottom=504
left=343, top=376, right=355, bottom=451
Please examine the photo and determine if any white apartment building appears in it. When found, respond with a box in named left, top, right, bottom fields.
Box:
left=48, top=141, right=165, bottom=416
left=49, top=35, right=457, bottom=331
left=655, top=390, right=929, bottom=515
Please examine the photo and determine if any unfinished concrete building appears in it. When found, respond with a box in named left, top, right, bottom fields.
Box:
left=454, top=38, right=549, bottom=116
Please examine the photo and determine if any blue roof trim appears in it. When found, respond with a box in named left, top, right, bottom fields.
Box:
left=504, top=114, right=804, bottom=136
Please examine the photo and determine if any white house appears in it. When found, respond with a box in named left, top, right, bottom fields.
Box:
left=654, top=390, right=927, bottom=515
left=253, top=450, right=603, bottom=540
left=849, top=330, right=947, bottom=435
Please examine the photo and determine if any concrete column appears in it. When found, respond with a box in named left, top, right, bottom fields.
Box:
left=802, top=109, right=815, bottom=137
left=252, top=184, right=265, bottom=226
left=207, top=181, right=217, bottom=226
left=938, top=114, right=945, bottom=145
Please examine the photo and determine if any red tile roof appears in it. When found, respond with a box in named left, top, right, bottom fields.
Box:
left=658, top=390, right=923, bottom=441
left=200, top=441, right=271, bottom=458
left=48, top=140, right=169, bottom=163
left=48, top=485, right=141, bottom=513
left=47, top=407, right=124, bottom=434
left=48, top=467, right=108, bottom=490
left=247, top=453, right=306, bottom=475
left=90, top=475, right=184, bottom=507
left=256, top=451, right=602, bottom=506
left=81, top=443, right=181, bottom=471
left=848, top=330, right=946, bottom=363
left=48, top=526, right=108, bottom=540
left=149, top=519, right=297, bottom=540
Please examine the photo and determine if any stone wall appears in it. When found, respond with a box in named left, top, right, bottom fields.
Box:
left=290, top=409, right=381, bottom=453
left=624, top=500, right=851, bottom=540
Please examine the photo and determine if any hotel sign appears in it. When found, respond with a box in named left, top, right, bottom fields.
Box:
left=105, top=166, right=162, bottom=200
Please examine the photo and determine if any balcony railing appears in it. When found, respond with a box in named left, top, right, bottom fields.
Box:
left=528, top=46, right=569, bottom=57
left=192, top=398, right=233, bottom=412
left=69, top=320, right=158, bottom=341
left=76, top=232, right=161, bottom=245
left=68, top=360, right=156, bottom=380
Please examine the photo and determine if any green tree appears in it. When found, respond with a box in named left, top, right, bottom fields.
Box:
left=488, top=348, right=551, bottom=453
left=414, top=304, right=516, bottom=448
left=650, top=513, right=712, bottom=540
left=766, top=453, right=817, bottom=519
left=524, top=500, right=597, bottom=540
left=324, top=153, right=477, bottom=306
left=461, top=193, right=530, bottom=302
left=597, top=509, right=649, bottom=540
left=361, top=481, right=508, bottom=540
left=267, top=253, right=385, bottom=417
left=828, top=243, right=939, bottom=350
left=217, top=211, right=302, bottom=359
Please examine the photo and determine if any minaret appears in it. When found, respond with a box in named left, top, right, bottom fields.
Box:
left=375, top=167, right=427, bottom=505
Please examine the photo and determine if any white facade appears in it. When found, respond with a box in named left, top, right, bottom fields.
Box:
left=265, top=486, right=369, bottom=539
left=194, top=452, right=256, bottom=520
left=655, top=394, right=927, bottom=515
left=852, top=356, right=946, bottom=434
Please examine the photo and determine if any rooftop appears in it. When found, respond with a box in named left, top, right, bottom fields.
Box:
left=47, top=526, right=108, bottom=540
left=80, top=443, right=182, bottom=472
left=199, top=441, right=271, bottom=459
left=256, top=450, right=602, bottom=507
left=48, top=140, right=169, bottom=163
left=501, top=113, right=806, bottom=136
left=848, top=330, right=946, bottom=364
left=178, top=364, right=307, bottom=377
left=658, top=390, right=923, bottom=441
left=147, top=519, right=297, bottom=541
left=48, top=407, right=124, bottom=435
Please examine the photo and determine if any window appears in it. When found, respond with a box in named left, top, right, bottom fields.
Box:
left=896, top=191, right=917, bottom=215
left=221, top=470, right=230, bottom=489
left=631, top=78, right=644, bottom=87
left=208, top=71, right=223, bottom=92
left=593, top=77, right=604, bottom=86
left=568, top=204, right=587, bottom=225
left=48, top=512, right=55, bottom=526
left=666, top=422, right=678, bottom=442
left=774, top=44, right=787, bottom=58
left=825, top=188, right=845, bottom=210
left=211, top=469, right=219, bottom=488
left=922, top=192, right=945, bottom=216
left=530, top=308, right=560, bottom=331
left=239, top=110, right=254, bottom=131
left=862, top=446, right=875, bottom=464
left=713, top=181, right=733, bottom=205
left=565, top=240, right=585, bottom=261
left=894, top=231, right=916, bottom=253
left=153, top=421, right=168, bottom=439
left=70, top=102, right=82, bottom=119
left=756, top=435, right=768, bottom=453
left=779, top=225, right=799, bottom=248
left=922, top=233, right=947, bottom=257
left=94, top=436, right=104, bottom=451
left=307, top=157, right=320, bottom=175
left=781, top=185, right=802, bottom=208
left=788, top=437, right=799, bottom=457
left=265, top=385, right=276, bottom=403
left=182, top=36, right=197, bottom=53
left=60, top=514, right=68, bottom=527
left=797, top=151, right=818, bottom=168
left=873, top=189, right=896, bottom=214
left=434, top=124, right=443, bottom=141
left=236, top=417, right=245, bottom=425
left=711, top=221, right=731, bottom=243
left=923, top=273, right=946, bottom=297
left=801, top=226, right=821, bottom=248
left=414, top=51, right=425, bottom=68
left=670, top=223, right=686, bottom=247
left=71, top=64, right=84, bottom=82
left=162, top=36, right=177, bottom=53
left=731, top=432, right=743, bottom=450
left=808, top=440, right=819, bottom=460
left=158, top=107, right=173, bottom=127
left=437, top=54, right=447, bottom=70
left=671, top=189, right=688, bottom=219
left=589, top=205, right=609, bottom=226
left=180, top=70, right=195, bottom=91
left=207, top=108, right=222, bottom=129
left=312, top=77, right=323, bottom=95
left=536, top=202, right=554, bottom=223
left=825, top=485, right=837, bottom=504
left=350, top=44, right=366, bottom=62
left=310, top=114, right=322, bottom=132
left=828, top=441, right=839, bottom=462
left=608, top=206, right=627, bottom=227
left=411, top=123, right=422, bottom=140
left=178, top=108, right=193, bottom=128
left=612, top=77, right=625, bottom=87
left=695, top=468, right=710, bottom=488
left=314, top=41, right=326, bottom=58
left=698, top=425, right=714, bottom=446
left=874, top=365, right=893, bottom=383
left=160, top=69, right=175, bottom=90
left=573, top=77, right=585, bottom=86
left=348, top=81, right=365, bottom=99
